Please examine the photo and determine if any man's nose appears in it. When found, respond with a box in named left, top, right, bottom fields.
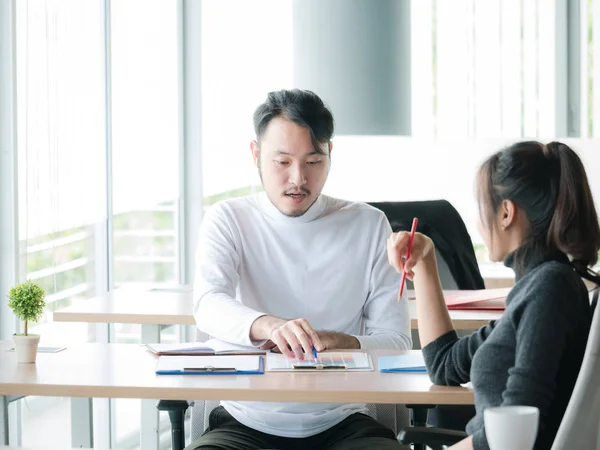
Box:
left=289, top=163, right=307, bottom=186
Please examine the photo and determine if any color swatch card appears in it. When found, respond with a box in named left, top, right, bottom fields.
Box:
left=266, top=351, right=373, bottom=371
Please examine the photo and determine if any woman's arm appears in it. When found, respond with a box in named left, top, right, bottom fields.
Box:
left=388, top=232, right=495, bottom=386
left=410, top=249, right=454, bottom=347
left=448, top=435, right=474, bottom=450
left=387, top=232, right=453, bottom=346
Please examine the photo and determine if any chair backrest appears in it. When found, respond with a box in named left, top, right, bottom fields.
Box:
left=551, top=297, right=600, bottom=449
left=368, top=200, right=485, bottom=290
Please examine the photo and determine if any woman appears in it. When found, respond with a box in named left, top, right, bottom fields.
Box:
left=388, top=141, right=600, bottom=450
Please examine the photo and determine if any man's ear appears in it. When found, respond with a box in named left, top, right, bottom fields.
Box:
left=500, top=199, right=517, bottom=230
left=250, top=140, right=260, bottom=168
left=329, top=142, right=333, bottom=155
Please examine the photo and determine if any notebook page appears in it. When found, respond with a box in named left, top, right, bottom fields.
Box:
left=146, top=342, right=214, bottom=354
left=204, top=338, right=266, bottom=354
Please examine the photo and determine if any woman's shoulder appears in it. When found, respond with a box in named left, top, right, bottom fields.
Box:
left=532, top=258, right=575, bottom=273
left=510, top=260, right=588, bottom=312
left=528, top=260, right=582, bottom=288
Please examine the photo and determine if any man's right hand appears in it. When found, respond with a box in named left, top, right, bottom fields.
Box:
left=250, top=315, right=324, bottom=360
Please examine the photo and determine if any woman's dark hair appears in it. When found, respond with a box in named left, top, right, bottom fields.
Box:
left=478, top=140, right=600, bottom=284
left=253, top=89, right=334, bottom=156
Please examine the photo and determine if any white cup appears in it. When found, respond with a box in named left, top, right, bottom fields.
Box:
left=484, top=406, right=539, bottom=450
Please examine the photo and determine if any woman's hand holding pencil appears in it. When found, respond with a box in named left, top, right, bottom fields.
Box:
left=387, top=221, right=436, bottom=299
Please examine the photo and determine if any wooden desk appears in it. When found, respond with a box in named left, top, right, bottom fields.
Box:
left=53, top=290, right=502, bottom=332
left=0, top=447, right=115, bottom=450
left=0, top=342, right=473, bottom=447
left=53, top=290, right=195, bottom=326
left=50, top=289, right=489, bottom=448
left=0, top=447, right=113, bottom=450
left=415, top=306, right=501, bottom=330
left=0, top=342, right=473, bottom=406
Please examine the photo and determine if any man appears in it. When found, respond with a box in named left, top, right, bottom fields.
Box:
left=189, top=89, right=411, bottom=450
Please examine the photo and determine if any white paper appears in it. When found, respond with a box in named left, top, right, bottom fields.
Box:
left=156, top=355, right=262, bottom=372
left=146, top=342, right=213, bottom=354
left=147, top=339, right=266, bottom=355
left=204, top=338, right=265, bottom=354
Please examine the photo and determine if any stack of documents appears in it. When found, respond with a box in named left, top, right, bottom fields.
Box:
left=147, top=339, right=266, bottom=356
left=378, top=354, right=427, bottom=373
left=156, top=355, right=264, bottom=375
left=444, top=288, right=509, bottom=310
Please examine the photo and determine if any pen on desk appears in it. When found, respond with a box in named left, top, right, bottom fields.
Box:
left=398, top=217, right=418, bottom=301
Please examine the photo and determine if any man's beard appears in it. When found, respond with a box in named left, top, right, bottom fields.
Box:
left=257, top=163, right=316, bottom=217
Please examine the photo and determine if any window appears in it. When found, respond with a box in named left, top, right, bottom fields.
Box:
left=200, top=0, right=292, bottom=205
left=15, top=0, right=106, bottom=446
left=585, top=0, right=599, bottom=137
left=109, top=1, right=181, bottom=445
left=14, top=0, right=181, bottom=448
left=411, top=0, right=566, bottom=139
left=16, top=0, right=106, bottom=342
left=110, top=0, right=181, bottom=289
left=411, top=0, right=566, bottom=138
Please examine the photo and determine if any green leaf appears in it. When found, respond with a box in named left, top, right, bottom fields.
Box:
left=7, top=281, right=46, bottom=333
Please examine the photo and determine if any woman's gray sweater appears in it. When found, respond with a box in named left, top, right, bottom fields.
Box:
left=422, top=252, right=592, bottom=449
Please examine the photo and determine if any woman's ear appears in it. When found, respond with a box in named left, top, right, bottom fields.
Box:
left=500, top=199, right=517, bottom=230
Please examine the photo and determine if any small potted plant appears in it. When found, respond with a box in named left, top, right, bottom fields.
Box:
left=8, top=280, right=46, bottom=363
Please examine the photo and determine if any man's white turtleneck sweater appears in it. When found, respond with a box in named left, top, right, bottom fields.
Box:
left=193, top=192, right=411, bottom=438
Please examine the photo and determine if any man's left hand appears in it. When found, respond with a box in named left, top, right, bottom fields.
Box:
left=317, top=331, right=360, bottom=350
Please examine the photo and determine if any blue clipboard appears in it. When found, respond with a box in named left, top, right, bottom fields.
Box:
left=378, top=354, right=427, bottom=373
left=156, top=355, right=265, bottom=375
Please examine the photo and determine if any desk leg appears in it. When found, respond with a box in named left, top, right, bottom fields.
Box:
left=1, top=396, right=8, bottom=445
left=71, top=397, right=93, bottom=447
left=0, top=396, right=20, bottom=445
left=141, top=399, right=159, bottom=450
left=141, top=324, right=160, bottom=450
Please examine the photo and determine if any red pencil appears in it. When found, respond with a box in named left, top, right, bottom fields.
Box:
left=398, top=217, right=418, bottom=300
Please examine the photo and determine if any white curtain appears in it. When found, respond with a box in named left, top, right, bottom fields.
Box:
left=16, top=0, right=106, bottom=240
left=411, top=0, right=564, bottom=139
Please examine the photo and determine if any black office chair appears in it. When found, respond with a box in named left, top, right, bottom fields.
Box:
left=157, top=399, right=190, bottom=450
left=368, top=200, right=484, bottom=291
left=369, top=200, right=484, bottom=450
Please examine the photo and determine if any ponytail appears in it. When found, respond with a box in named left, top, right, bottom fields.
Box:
left=545, top=142, right=600, bottom=285
left=478, top=140, right=600, bottom=286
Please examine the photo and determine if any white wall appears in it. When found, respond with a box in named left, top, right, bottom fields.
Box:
left=324, top=137, right=600, bottom=246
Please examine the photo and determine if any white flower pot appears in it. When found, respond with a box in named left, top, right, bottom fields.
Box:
left=13, top=334, right=40, bottom=363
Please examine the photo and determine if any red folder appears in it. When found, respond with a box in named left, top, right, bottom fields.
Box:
left=443, top=288, right=510, bottom=310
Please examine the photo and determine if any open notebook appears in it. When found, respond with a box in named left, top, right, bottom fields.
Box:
left=146, top=339, right=266, bottom=356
